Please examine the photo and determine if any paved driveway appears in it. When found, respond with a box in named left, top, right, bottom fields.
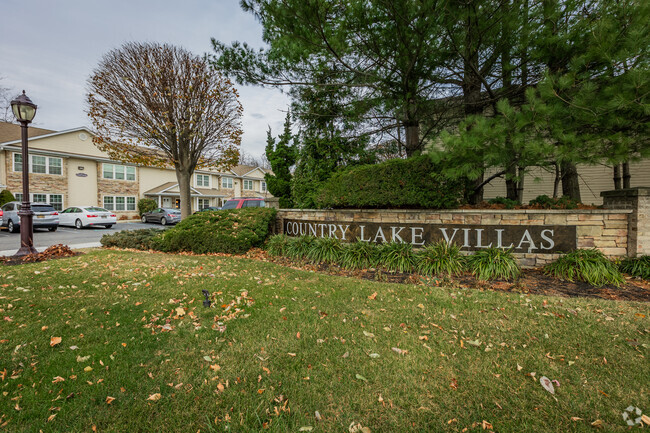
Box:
left=0, top=221, right=170, bottom=256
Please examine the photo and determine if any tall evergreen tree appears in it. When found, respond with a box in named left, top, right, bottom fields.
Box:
left=265, top=112, right=298, bottom=208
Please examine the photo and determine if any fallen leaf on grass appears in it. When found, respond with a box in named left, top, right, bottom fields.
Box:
left=50, top=337, right=62, bottom=347
left=106, top=396, right=115, bottom=404
left=570, top=417, right=583, bottom=421
left=209, top=364, right=221, bottom=371
left=368, top=353, right=380, bottom=359
left=41, top=326, right=48, bottom=331
left=590, top=419, right=603, bottom=429
left=52, top=376, right=65, bottom=383
left=540, top=376, right=555, bottom=394
left=642, top=415, right=650, bottom=426
left=368, top=292, right=377, bottom=300
left=83, top=366, right=93, bottom=372
left=363, top=331, right=375, bottom=338
left=147, top=393, right=161, bottom=401
left=299, top=427, right=313, bottom=432
left=203, top=356, right=212, bottom=362
left=47, top=414, right=56, bottom=422
left=77, top=355, right=90, bottom=363
left=355, top=374, right=368, bottom=382
left=175, top=307, right=186, bottom=316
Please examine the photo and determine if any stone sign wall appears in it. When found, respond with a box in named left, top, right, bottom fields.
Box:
left=274, top=207, right=636, bottom=268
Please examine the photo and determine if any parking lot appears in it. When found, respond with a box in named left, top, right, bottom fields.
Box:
left=0, top=221, right=170, bottom=256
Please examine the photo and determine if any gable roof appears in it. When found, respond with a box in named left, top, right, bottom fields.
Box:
left=0, top=121, right=56, bottom=144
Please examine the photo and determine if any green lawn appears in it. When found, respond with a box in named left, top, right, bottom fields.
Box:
left=0, top=250, right=648, bottom=432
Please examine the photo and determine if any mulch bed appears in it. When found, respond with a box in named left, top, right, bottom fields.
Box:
left=0, top=244, right=81, bottom=266
left=245, top=249, right=650, bottom=303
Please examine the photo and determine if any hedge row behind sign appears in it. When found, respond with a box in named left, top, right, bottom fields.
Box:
left=283, top=219, right=577, bottom=253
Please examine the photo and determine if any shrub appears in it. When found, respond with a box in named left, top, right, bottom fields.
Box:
left=315, top=155, right=464, bottom=209
left=266, top=234, right=290, bottom=257
left=529, top=194, right=579, bottom=209
left=0, top=189, right=16, bottom=206
left=285, top=235, right=316, bottom=260
left=155, top=207, right=276, bottom=254
left=100, top=228, right=164, bottom=250
left=415, top=242, right=466, bottom=277
left=619, top=255, right=650, bottom=280
left=307, top=236, right=344, bottom=264
left=487, top=196, right=518, bottom=209
left=138, top=198, right=158, bottom=216
left=544, top=249, right=624, bottom=287
left=378, top=242, right=416, bottom=273
left=467, top=248, right=521, bottom=281
left=340, top=241, right=380, bottom=270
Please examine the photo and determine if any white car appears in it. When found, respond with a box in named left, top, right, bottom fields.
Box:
left=59, top=206, right=117, bottom=229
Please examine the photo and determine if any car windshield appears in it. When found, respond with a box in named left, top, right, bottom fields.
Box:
left=32, top=205, right=55, bottom=212
left=221, top=200, right=238, bottom=209
left=85, top=207, right=109, bottom=212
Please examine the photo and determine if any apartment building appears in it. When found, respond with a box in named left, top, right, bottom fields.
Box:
left=0, top=122, right=272, bottom=216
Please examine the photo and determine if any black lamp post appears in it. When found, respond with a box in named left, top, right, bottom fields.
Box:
left=10, top=90, right=38, bottom=256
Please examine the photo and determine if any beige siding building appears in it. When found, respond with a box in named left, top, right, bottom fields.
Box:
left=0, top=122, right=272, bottom=217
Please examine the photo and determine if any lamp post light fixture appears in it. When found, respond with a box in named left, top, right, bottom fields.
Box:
left=10, top=90, right=38, bottom=256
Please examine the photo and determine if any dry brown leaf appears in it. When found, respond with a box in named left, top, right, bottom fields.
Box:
left=175, top=307, right=185, bottom=316
left=368, top=292, right=377, bottom=300
left=50, top=336, right=62, bottom=347
left=590, top=419, right=603, bottom=429
left=52, top=376, right=65, bottom=383
left=47, top=414, right=57, bottom=422
left=147, top=393, right=162, bottom=401
left=106, top=396, right=115, bottom=404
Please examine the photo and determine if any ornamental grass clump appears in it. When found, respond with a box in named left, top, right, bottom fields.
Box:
left=307, top=237, right=344, bottom=264
left=415, top=242, right=466, bottom=277
left=467, top=248, right=521, bottom=281
left=285, top=235, right=315, bottom=261
left=340, top=241, right=380, bottom=270
left=619, top=255, right=650, bottom=280
left=266, top=234, right=290, bottom=257
left=544, top=249, right=624, bottom=287
left=378, top=242, right=416, bottom=273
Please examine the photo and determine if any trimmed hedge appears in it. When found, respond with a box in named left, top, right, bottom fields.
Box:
left=100, top=228, right=164, bottom=250
left=0, top=189, right=16, bottom=206
left=155, top=207, right=277, bottom=254
left=314, top=155, right=464, bottom=209
left=138, top=198, right=158, bottom=216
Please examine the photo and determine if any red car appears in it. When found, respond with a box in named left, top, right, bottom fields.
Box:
left=221, top=197, right=266, bottom=209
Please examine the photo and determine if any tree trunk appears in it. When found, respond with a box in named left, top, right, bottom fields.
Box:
left=176, top=168, right=193, bottom=219
left=403, top=122, right=420, bottom=157
left=560, top=161, right=581, bottom=201
left=613, top=164, right=621, bottom=189
left=505, top=164, right=518, bottom=201
left=553, top=163, right=560, bottom=198
left=516, top=165, right=525, bottom=203
left=622, top=161, right=631, bottom=188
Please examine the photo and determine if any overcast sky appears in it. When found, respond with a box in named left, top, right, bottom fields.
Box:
left=1, top=0, right=289, bottom=158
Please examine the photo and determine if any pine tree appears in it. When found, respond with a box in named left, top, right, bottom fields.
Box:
left=265, top=112, right=298, bottom=208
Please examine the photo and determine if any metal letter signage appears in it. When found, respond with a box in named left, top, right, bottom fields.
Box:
left=283, top=219, right=576, bottom=253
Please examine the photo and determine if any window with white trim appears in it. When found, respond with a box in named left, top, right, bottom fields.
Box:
left=103, top=196, right=136, bottom=211
left=13, top=153, right=62, bottom=175
left=14, top=193, right=63, bottom=211
left=102, top=163, right=136, bottom=181
left=197, top=198, right=210, bottom=210
left=243, top=179, right=253, bottom=190
left=196, top=174, right=210, bottom=187
left=222, top=177, right=233, bottom=189
left=261, top=181, right=267, bottom=193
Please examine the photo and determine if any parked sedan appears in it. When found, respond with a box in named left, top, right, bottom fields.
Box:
left=221, top=197, right=265, bottom=209
left=0, top=201, right=59, bottom=233
left=59, top=206, right=117, bottom=229
left=141, top=208, right=181, bottom=225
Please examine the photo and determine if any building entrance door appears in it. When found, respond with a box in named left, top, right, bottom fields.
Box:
left=162, top=197, right=172, bottom=208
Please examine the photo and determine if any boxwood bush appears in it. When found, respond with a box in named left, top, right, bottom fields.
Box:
left=155, top=207, right=276, bottom=254
left=315, top=155, right=464, bottom=209
left=100, top=228, right=164, bottom=250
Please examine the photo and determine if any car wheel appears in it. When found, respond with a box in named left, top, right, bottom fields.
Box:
left=7, top=220, right=18, bottom=233
left=48, top=227, right=57, bottom=232
left=141, top=215, right=147, bottom=223
left=160, top=217, right=167, bottom=226
left=105, top=224, right=113, bottom=229
left=75, top=219, right=83, bottom=229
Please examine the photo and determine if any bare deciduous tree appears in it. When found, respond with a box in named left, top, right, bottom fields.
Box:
left=239, top=150, right=270, bottom=169
left=87, top=42, right=243, bottom=218
left=0, top=77, right=15, bottom=123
